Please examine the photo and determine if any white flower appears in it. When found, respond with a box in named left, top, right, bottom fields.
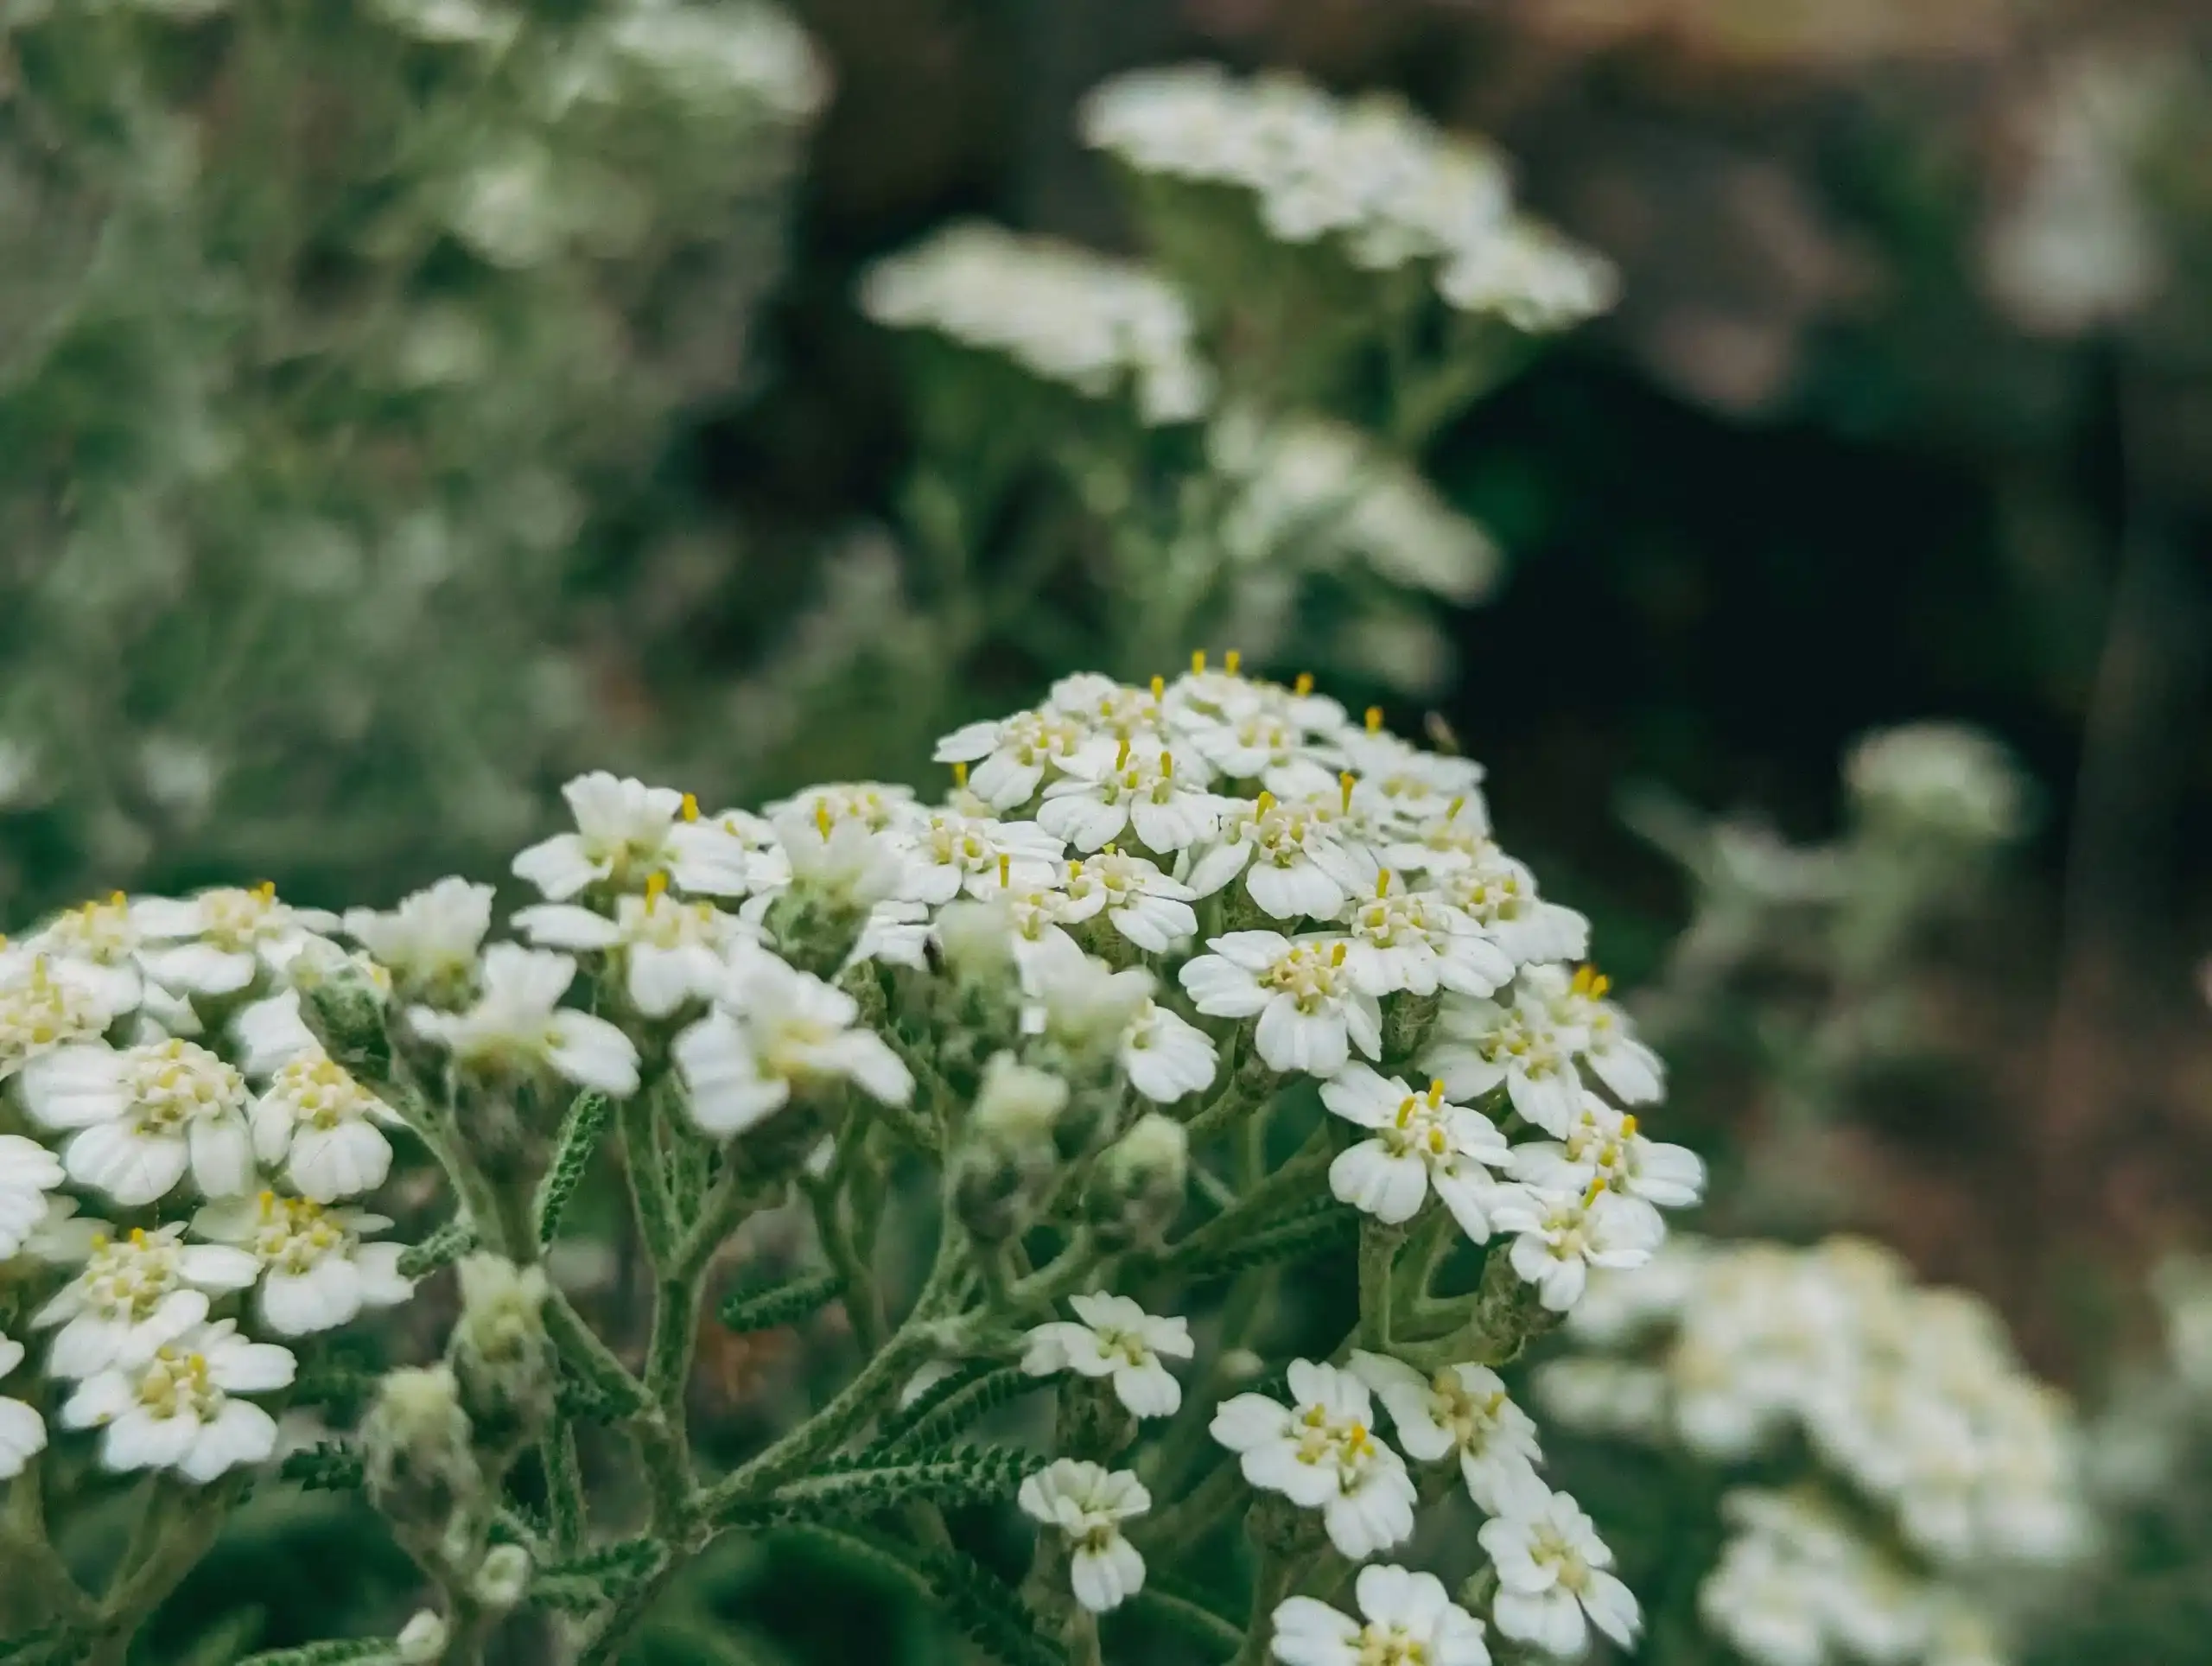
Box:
left=409, top=944, right=640, bottom=1097
left=18, top=891, right=156, bottom=1014
left=1017, top=1459, right=1152, bottom=1614
left=1188, top=793, right=1375, bottom=921
left=250, top=1049, right=404, bottom=1202
left=1319, top=1066, right=1510, bottom=1230
left=33, top=1224, right=259, bottom=1378
left=1522, top=964, right=1665, bottom=1104
left=1211, top=1358, right=1417, bottom=1560
left=1039, top=741, right=1223, bottom=854
left=61, top=1320, right=295, bottom=1482
left=1479, top=1487, right=1640, bottom=1659
left=23, top=1039, right=255, bottom=1205
left=765, top=807, right=910, bottom=914
left=1489, top=1185, right=1664, bottom=1313
left=193, top=1192, right=413, bottom=1337
left=1338, top=874, right=1512, bottom=999
left=1424, top=852, right=1588, bottom=967
left=896, top=807, right=1062, bottom=905
left=343, top=877, right=494, bottom=1002
left=1022, top=1294, right=1193, bottom=1417
left=0, top=1134, right=65, bottom=1259
left=1020, top=936, right=1156, bottom=1058
left=1271, top=1563, right=1491, bottom=1666
left=767, top=781, right=921, bottom=835
left=1119, top=999, right=1218, bottom=1103
left=1060, top=848, right=1198, bottom=952
left=512, top=773, right=750, bottom=900
left=0, top=952, right=113, bottom=1082
left=133, top=884, right=340, bottom=997
left=1419, top=990, right=1585, bottom=1135
left=848, top=899, right=932, bottom=970
left=934, top=709, right=1116, bottom=810
left=0, top=1332, right=44, bottom=1480
left=1349, top=1351, right=1545, bottom=1515
left=230, top=989, right=320, bottom=1078
left=1180, top=932, right=1381, bottom=1077
left=1185, top=709, right=1338, bottom=798
left=1509, top=1095, right=1703, bottom=1215
left=672, top=948, right=912, bottom=1138
left=514, top=879, right=751, bottom=1019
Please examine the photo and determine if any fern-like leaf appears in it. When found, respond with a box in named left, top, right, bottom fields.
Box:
left=535, top=1091, right=612, bottom=1245
left=717, top=1270, right=842, bottom=1334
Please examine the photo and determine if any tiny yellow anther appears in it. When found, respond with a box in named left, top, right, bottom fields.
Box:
left=110, top=890, right=125, bottom=906
left=258, top=1188, right=276, bottom=1208
left=815, top=802, right=833, bottom=841
left=1255, top=791, right=1275, bottom=816
left=1583, top=1177, right=1607, bottom=1208
left=1363, top=706, right=1382, bottom=734
left=253, top=880, right=276, bottom=901
left=89, top=1232, right=108, bottom=1250
left=1192, top=649, right=1207, bottom=674
left=998, top=853, right=1011, bottom=888
left=1446, top=795, right=1465, bottom=823
left=645, top=871, right=669, bottom=912
left=1376, top=869, right=1392, bottom=897
left=1340, top=771, right=1356, bottom=811
left=1620, top=1115, right=1638, bottom=1139
left=680, top=792, right=699, bottom=823
left=1330, top=942, right=1346, bottom=967
left=1294, top=671, right=1314, bottom=696
left=1068, top=859, right=1084, bottom=880
left=129, top=1227, right=148, bottom=1246
left=1224, top=649, right=1242, bottom=675
left=1160, top=751, right=1173, bottom=777
left=1427, top=1078, right=1445, bottom=1105
left=1116, top=737, right=1130, bottom=770
left=1149, top=674, right=1165, bottom=698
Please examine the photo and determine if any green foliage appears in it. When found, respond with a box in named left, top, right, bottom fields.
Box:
left=536, top=1091, right=613, bottom=1245
left=872, top=1364, right=1039, bottom=1458
left=728, top=1445, right=1036, bottom=1526
left=716, top=1270, right=846, bottom=1335
left=397, top=1218, right=477, bottom=1280
left=777, top=1523, right=1067, bottom=1666
left=279, top=1443, right=367, bottom=1494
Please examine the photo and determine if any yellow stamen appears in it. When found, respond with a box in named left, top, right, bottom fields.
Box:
left=952, top=760, right=969, bottom=788
left=680, top=792, right=699, bottom=823
left=997, top=853, right=1011, bottom=888
left=1583, top=1177, right=1607, bottom=1207
left=1376, top=869, right=1392, bottom=898
left=253, top=880, right=276, bottom=902
left=1160, top=751, right=1173, bottom=778
left=110, top=890, right=125, bottom=906
left=1255, top=791, right=1275, bottom=817
left=1427, top=1079, right=1445, bottom=1106
left=1446, top=795, right=1465, bottom=823
left=1191, top=649, right=1207, bottom=674
left=1224, top=649, right=1242, bottom=675
left=645, top=871, right=669, bottom=913
left=1363, top=706, right=1382, bottom=734
left=1068, top=860, right=1084, bottom=880
left=130, top=1227, right=148, bottom=1247
left=1116, top=737, right=1130, bottom=770
left=1294, top=671, right=1314, bottom=696
left=816, top=802, right=833, bottom=841
left=1620, top=1115, right=1638, bottom=1139
left=1340, top=771, right=1356, bottom=811
left=1149, top=674, right=1165, bottom=697
left=1330, top=943, right=1346, bottom=966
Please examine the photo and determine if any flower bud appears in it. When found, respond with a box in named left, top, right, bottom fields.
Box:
left=448, top=1255, right=555, bottom=1459
left=950, top=1052, right=1065, bottom=1243
left=1084, top=1112, right=1189, bottom=1250
left=396, top=1610, right=449, bottom=1664
left=933, top=898, right=1019, bottom=985
left=1027, top=944, right=1151, bottom=1065
left=471, top=1542, right=533, bottom=1611
left=362, top=1364, right=480, bottom=1535
left=296, top=945, right=394, bottom=1083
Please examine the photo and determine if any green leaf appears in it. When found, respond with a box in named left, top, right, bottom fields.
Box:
left=278, top=1442, right=365, bottom=1492
left=528, top=1536, right=664, bottom=1614
left=396, top=1217, right=474, bottom=1279
left=872, top=1364, right=1038, bottom=1459
left=233, top=1640, right=404, bottom=1666
left=0, top=1624, right=67, bottom=1666
left=778, top=1523, right=1065, bottom=1666
left=725, top=1444, right=1034, bottom=1525
left=716, top=1270, right=842, bottom=1334
left=535, top=1091, right=612, bottom=1245
left=1164, top=1196, right=1356, bottom=1281
left=289, top=1358, right=381, bottom=1417
left=1135, top=1573, right=1243, bottom=1657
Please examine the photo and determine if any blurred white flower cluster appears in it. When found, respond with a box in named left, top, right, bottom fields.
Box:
left=861, top=223, right=1213, bottom=425
left=1080, top=63, right=1618, bottom=331
left=1540, top=1236, right=2089, bottom=1666
left=1842, top=723, right=2036, bottom=849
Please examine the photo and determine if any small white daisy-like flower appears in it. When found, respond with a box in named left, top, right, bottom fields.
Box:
left=1338, top=872, right=1512, bottom=999
left=1180, top=931, right=1381, bottom=1077
left=672, top=947, right=912, bottom=1139
left=1017, top=1458, right=1152, bottom=1614
left=1349, top=1351, right=1546, bottom=1515
left=1211, top=1358, right=1418, bottom=1560
left=1522, top=963, right=1666, bottom=1105
left=250, top=1049, right=404, bottom=1202
left=1020, top=935, right=1156, bottom=1058
left=0, top=952, right=114, bottom=1083
left=764, top=808, right=911, bottom=914
left=1022, top=1293, right=1194, bottom=1418
left=1185, top=707, right=1338, bottom=799
left=1060, top=848, right=1199, bottom=953
left=0, top=1331, right=45, bottom=1480
left=1490, top=1183, right=1664, bottom=1312
left=1508, top=1093, right=1703, bottom=1216
left=342, top=877, right=494, bottom=1003
left=133, top=883, right=341, bottom=997
left=192, top=1192, right=413, bottom=1337
left=896, top=806, right=1062, bottom=905
left=1333, top=728, right=1486, bottom=824
left=23, top=1038, right=255, bottom=1205
left=847, top=899, right=932, bottom=971
left=514, top=875, right=752, bottom=1019
left=61, top=1319, right=296, bottom=1483
left=0, top=1134, right=66, bottom=1259
left=512, top=773, right=750, bottom=900
left=933, top=709, right=1115, bottom=811
left=1423, top=852, right=1587, bottom=967
left=766, top=781, right=921, bottom=835
left=409, top=944, right=640, bottom=1097
left=1187, top=793, right=1375, bottom=922
left=1271, top=1562, right=1492, bottom=1666
left=1319, top=1066, right=1511, bottom=1230
left=1039, top=740, right=1224, bottom=854
left=33, top=1224, right=259, bottom=1379
left=18, top=891, right=156, bottom=1014
left=1478, top=1485, right=1641, bottom=1659
left=1419, top=989, right=1586, bottom=1135
left=1119, top=998, right=1218, bottom=1103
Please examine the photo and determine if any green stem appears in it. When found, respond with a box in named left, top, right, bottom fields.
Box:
left=1229, top=1549, right=1297, bottom=1666
left=1356, top=1220, right=1404, bottom=1351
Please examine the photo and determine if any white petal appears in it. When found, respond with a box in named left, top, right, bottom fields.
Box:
left=289, top=1119, right=395, bottom=1202
left=22, top=1046, right=128, bottom=1130
left=546, top=1013, right=641, bottom=1097
left=512, top=833, right=602, bottom=900
left=67, top=1123, right=188, bottom=1205
left=188, top=1114, right=255, bottom=1198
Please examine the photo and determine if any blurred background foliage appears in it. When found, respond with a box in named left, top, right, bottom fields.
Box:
left=4, top=0, right=2212, bottom=1661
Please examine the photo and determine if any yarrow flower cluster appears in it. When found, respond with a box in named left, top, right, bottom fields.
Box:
left=0, top=659, right=1692, bottom=1662
left=1079, top=63, right=1618, bottom=330
left=859, top=221, right=1213, bottom=425
left=1537, top=1237, right=2089, bottom=1666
